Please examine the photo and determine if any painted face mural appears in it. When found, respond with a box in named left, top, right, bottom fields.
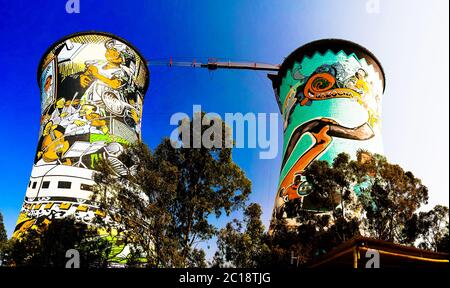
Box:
left=269, top=39, right=385, bottom=222
left=14, top=32, right=149, bottom=261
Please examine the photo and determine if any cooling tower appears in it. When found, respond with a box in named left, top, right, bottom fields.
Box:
left=269, top=39, right=385, bottom=222
left=13, top=31, right=149, bottom=247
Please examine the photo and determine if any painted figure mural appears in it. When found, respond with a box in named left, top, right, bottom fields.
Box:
left=14, top=32, right=149, bottom=261
left=269, top=39, right=385, bottom=222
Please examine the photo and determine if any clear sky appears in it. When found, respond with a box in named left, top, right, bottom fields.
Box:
left=0, top=0, right=448, bottom=259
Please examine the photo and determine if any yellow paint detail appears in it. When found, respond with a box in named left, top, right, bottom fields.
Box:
left=77, top=205, right=88, bottom=212
left=42, top=218, right=52, bottom=226
left=94, top=209, right=106, bottom=217
left=59, top=202, right=71, bottom=210
left=33, top=203, right=42, bottom=210
left=44, top=203, right=54, bottom=210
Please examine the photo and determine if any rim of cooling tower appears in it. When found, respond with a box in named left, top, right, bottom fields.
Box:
left=275, top=38, right=386, bottom=93
left=36, top=30, right=150, bottom=96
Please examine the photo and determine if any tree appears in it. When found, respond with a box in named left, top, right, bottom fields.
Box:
left=2, top=217, right=110, bottom=267
left=0, top=212, right=6, bottom=244
left=305, top=151, right=430, bottom=245
left=0, top=212, right=7, bottom=266
left=264, top=214, right=325, bottom=267
left=93, top=142, right=181, bottom=267
left=215, top=151, right=446, bottom=267
left=436, top=232, right=449, bottom=253
left=300, top=151, right=431, bottom=254
left=300, top=153, right=365, bottom=247
left=213, top=203, right=269, bottom=267
left=303, top=152, right=363, bottom=225
left=355, top=153, right=429, bottom=244
left=410, top=205, right=449, bottom=252
left=262, top=210, right=360, bottom=267
left=93, top=112, right=251, bottom=267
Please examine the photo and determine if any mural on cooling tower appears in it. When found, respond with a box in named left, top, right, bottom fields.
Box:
left=14, top=33, right=148, bottom=240
left=272, top=47, right=384, bottom=220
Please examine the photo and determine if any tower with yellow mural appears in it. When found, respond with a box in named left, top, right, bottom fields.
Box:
left=268, top=39, right=385, bottom=224
left=13, top=31, right=149, bottom=254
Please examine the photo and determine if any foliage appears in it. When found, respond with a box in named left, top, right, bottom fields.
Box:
left=2, top=142, right=446, bottom=267
left=1, top=218, right=110, bottom=267
left=0, top=212, right=7, bottom=265
left=355, top=153, right=429, bottom=244
left=214, top=151, right=447, bottom=267
left=93, top=142, right=181, bottom=267
left=213, top=203, right=269, bottom=267
left=92, top=112, right=251, bottom=267
left=0, top=212, right=6, bottom=244
left=406, top=205, right=449, bottom=252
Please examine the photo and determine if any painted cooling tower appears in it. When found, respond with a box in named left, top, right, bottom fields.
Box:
left=269, top=39, right=385, bottom=221
left=13, top=32, right=149, bottom=239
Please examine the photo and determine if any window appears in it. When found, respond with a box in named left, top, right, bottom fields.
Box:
left=58, top=181, right=71, bottom=189
left=80, top=184, right=93, bottom=191
left=41, top=181, right=50, bottom=189
left=32, top=182, right=37, bottom=189
left=28, top=181, right=31, bottom=188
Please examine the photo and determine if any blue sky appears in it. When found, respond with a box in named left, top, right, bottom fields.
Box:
left=0, top=0, right=448, bottom=259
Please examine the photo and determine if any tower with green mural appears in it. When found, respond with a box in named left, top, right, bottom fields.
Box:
left=268, top=39, right=385, bottom=223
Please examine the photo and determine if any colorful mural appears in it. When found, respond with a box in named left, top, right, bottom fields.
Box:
left=13, top=32, right=149, bottom=259
left=270, top=39, right=385, bottom=221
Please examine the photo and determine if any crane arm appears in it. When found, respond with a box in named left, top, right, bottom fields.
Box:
left=147, top=58, right=280, bottom=72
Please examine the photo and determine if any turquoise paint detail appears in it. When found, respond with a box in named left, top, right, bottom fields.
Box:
left=274, top=47, right=384, bottom=213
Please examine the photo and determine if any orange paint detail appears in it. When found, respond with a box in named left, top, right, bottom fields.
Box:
left=279, top=124, right=333, bottom=200
left=285, top=183, right=301, bottom=201
left=41, top=122, right=70, bottom=162
left=302, top=73, right=361, bottom=105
